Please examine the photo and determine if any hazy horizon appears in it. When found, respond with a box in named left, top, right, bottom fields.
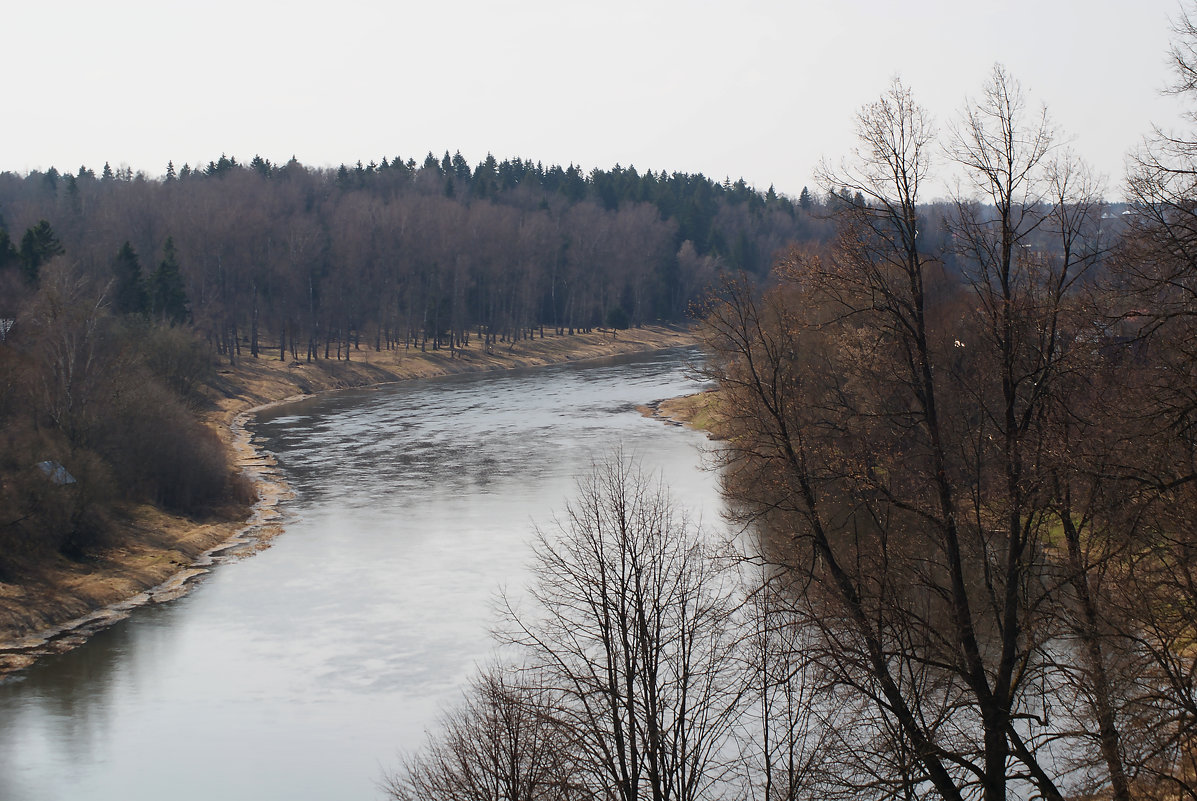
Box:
left=4, top=0, right=1192, bottom=201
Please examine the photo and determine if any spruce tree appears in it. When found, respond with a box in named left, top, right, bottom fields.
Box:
left=562, top=164, right=586, bottom=202
left=474, top=152, right=499, bottom=196
left=112, top=241, right=149, bottom=315
left=65, top=174, right=80, bottom=210
left=451, top=150, right=471, bottom=182
left=18, top=220, right=64, bottom=284
left=150, top=237, right=188, bottom=325
left=0, top=228, right=18, bottom=272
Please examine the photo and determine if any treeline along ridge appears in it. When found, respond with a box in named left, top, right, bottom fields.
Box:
left=1, top=152, right=829, bottom=359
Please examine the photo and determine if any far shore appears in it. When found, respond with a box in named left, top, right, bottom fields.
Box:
left=0, top=325, right=700, bottom=676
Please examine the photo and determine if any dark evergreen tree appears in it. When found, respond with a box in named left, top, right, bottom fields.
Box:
left=592, top=166, right=620, bottom=210
left=151, top=237, right=189, bottom=325
left=497, top=158, right=519, bottom=191
left=562, top=164, right=586, bottom=202
left=19, top=220, right=64, bottom=284
left=473, top=153, right=498, bottom=197
left=64, top=174, right=80, bottom=211
left=798, top=185, right=813, bottom=210
left=204, top=154, right=238, bottom=176
left=112, top=241, right=149, bottom=315
left=0, top=228, right=18, bottom=272
left=452, top=150, right=472, bottom=182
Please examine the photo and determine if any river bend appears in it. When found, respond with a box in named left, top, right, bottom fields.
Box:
left=0, top=347, right=718, bottom=801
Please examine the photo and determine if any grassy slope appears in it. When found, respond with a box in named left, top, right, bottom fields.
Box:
left=0, top=325, right=698, bottom=673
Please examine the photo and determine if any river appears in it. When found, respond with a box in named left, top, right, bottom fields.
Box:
left=0, top=347, right=719, bottom=801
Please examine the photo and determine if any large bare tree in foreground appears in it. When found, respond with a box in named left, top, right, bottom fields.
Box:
left=498, top=454, right=743, bottom=801
left=700, top=71, right=1131, bottom=801
left=387, top=37, right=1197, bottom=801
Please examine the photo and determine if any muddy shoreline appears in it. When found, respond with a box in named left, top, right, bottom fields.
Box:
left=0, top=402, right=294, bottom=676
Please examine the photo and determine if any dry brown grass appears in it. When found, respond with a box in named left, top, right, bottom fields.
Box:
left=638, top=388, right=725, bottom=438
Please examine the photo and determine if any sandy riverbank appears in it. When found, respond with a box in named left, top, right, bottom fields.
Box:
left=637, top=388, right=724, bottom=436
left=0, top=325, right=698, bottom=675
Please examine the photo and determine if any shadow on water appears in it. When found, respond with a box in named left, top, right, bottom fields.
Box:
left=0, top=603, right=186, bottom=800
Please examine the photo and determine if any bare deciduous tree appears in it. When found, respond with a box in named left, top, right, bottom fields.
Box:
left=700, top=71, right=1122, bottom=801
left=733, top=568, right=836, bottom=801
left=383, top=663, right=587, bottom=801
left=499, top=453, right=744, bottom=801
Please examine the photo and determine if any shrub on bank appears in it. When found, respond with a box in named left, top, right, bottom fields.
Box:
left=0, top=260, right=250, bottom=573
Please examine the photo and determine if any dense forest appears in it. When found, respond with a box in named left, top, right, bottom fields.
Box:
left=0, top=153, right=830, bottom=360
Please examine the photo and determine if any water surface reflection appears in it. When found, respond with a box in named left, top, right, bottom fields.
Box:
left=0, top=347, right=719, bottom=800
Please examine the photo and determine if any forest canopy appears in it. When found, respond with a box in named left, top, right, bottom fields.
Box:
left=0, top=153, right=829, bottom=362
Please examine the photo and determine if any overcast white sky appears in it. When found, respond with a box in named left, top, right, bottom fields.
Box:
left=2, top=0, right=1192, bottom=200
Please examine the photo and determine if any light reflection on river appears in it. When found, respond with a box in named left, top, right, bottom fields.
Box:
left=0, top=347, right=720, bottom=801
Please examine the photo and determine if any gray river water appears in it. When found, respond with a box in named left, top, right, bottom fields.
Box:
left=0, top=347, right=720, bottom=800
